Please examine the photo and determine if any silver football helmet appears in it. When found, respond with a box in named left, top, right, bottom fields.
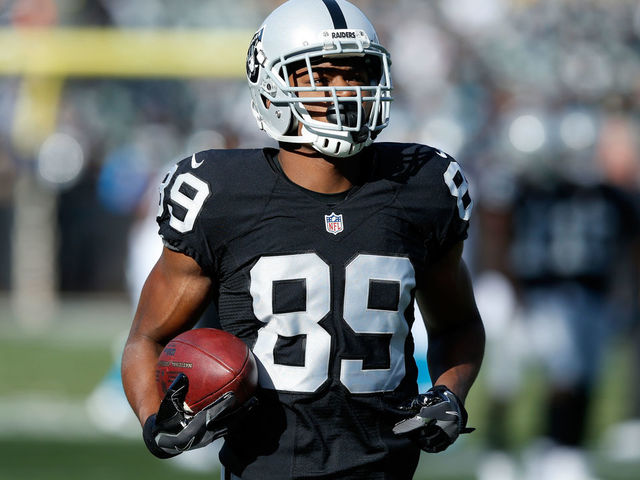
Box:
left=246, top=0, right=392, bottom=158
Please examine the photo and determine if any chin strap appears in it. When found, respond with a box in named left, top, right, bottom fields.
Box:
left=301, top=125, right=372, bottom=158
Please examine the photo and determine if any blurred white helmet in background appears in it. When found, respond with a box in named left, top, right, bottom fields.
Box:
left=246, top=0, right=392, bottom=158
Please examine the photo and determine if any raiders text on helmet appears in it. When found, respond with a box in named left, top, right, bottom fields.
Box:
left=246, top=0, right=393, bottom=158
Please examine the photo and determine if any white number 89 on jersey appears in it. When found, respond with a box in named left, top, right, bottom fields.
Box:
left=250, top=253, right=416, bottom=395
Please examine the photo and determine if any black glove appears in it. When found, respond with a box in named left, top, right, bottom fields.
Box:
left=143, top=373, right=257, bottom=459
left=392, top=385, right=474, bottom=453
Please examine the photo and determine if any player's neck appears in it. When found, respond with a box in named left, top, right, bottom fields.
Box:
left=277, top=143, right=363, bottom=194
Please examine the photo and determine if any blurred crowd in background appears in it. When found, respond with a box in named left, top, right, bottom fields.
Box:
left=1, top=1, right=640, bottom=479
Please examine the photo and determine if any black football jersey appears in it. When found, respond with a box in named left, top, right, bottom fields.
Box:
left=156, top=143, right=472, bottom=480
left=510, top=180, right=640, bottom=291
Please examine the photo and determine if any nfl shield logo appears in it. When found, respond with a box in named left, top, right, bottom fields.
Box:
left=325, top=212, right=344, bottom=235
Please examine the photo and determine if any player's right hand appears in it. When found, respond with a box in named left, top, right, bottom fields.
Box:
left=143, top=373, right=258, bottom=459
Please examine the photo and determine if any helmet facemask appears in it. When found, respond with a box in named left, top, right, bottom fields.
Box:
left=248, top=27, right=392, bottom=158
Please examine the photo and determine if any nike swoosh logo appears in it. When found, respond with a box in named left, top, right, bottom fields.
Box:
left=191, top=153, right=204, bottom=168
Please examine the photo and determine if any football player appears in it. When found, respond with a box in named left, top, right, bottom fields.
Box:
left=121, top=1, right=485, bottom=479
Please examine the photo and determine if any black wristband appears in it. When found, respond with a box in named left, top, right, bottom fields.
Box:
left=143, top=415, right=178, bottom=459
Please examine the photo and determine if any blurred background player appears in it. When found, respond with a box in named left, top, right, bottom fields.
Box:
left=474, top=112, right=640, bottom=480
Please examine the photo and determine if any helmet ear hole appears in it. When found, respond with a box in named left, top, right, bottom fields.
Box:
left=263, top=101, right=294, bottom=137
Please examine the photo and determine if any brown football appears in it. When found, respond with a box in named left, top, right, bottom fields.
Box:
left=156, top=328, right=258, bottom=413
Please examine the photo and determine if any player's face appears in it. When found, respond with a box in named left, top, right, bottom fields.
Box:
left=289, top=57, right=375, bottom=123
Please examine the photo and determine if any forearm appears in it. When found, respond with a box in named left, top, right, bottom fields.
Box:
left=121, top=334, right=165, bottom=425
left=427, top=313, right=485, bottom=403
left=121, top=248, right=213, bottom=425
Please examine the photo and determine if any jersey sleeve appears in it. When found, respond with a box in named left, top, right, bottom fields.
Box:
left=434, top=156, right=473, bottom=252
left=156, top=155, right=217, bottom=273
left=391, top=144, right=473, bottom=262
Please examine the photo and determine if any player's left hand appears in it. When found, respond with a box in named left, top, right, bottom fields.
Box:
left=143, top=373, right=242, bottom=458
left=392, top=385, right=474, bottom=453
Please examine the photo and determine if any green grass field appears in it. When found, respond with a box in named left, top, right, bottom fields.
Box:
left=0, top=439, right=214, bottom=480
left=1, top=295, right=638, bottom=479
